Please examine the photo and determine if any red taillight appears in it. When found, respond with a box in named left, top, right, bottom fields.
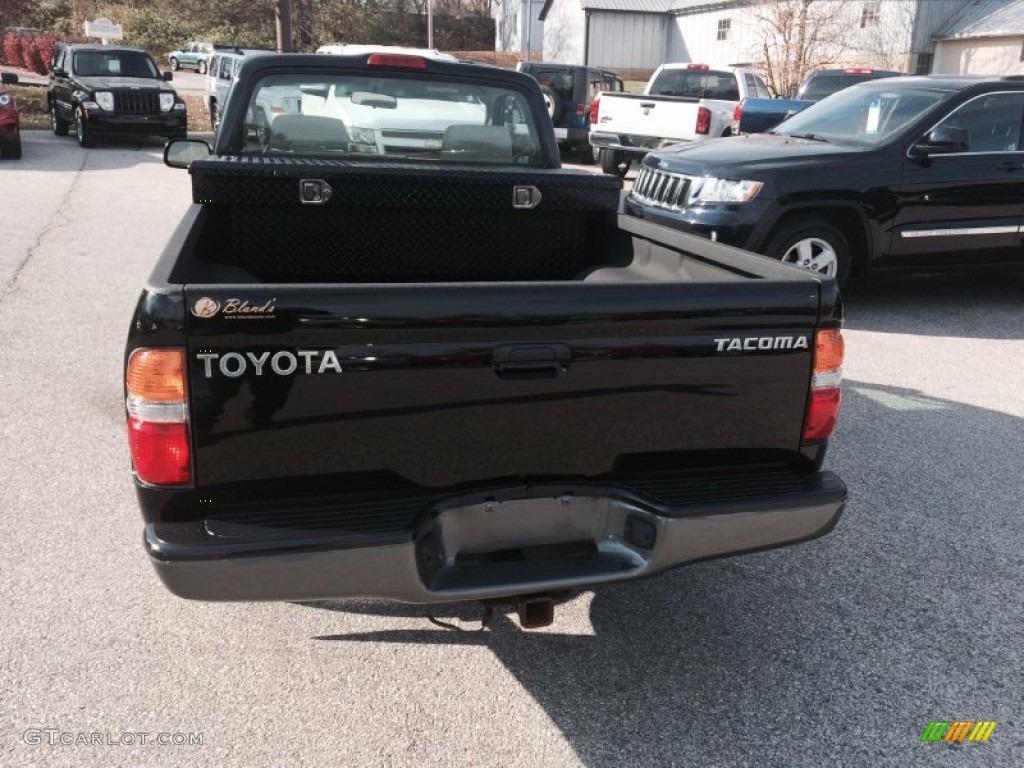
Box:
left=803, top=389, right=842, bottom=443
left=576, top=103, right=587, bottom=117
left=126, top=347, right=191, bottom=485
left=589, top=98, right=600, bottom=124
left=367, top=53, right=427, bottom=69
left=696, top=106, right=711, bottom=135
left=127, top=419, right=191, bottom=485
left=687, top=63, right=709, bottom=70
left=843, top=67, right=872, bottom=74
left=802, top=329, right=844, bottom=443
left=732, top=101, right=743, bottom=123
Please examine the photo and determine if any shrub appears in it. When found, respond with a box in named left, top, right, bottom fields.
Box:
left=29, top=34, right=57, bottom=74
left=3, top=33, right=25, bottom=68
left=17, top=35, right=35, bottom=70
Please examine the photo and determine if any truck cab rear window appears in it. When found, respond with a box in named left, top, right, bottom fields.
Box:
left=649, top=70, right=739, bottom=101
left=243, top=73, right=543, bottom=165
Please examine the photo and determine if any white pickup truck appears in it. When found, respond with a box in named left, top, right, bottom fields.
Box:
left=589, top=63, right=771, bottom=176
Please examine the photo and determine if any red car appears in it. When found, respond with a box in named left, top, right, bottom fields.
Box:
left=0, top=72, right=22, bottom=159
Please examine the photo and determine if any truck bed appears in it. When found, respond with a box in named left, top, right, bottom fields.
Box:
left=140, top=159, right=833, bottom=497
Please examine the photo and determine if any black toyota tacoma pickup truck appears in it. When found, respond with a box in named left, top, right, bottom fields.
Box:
left=126, top=53, right=847, bottom=627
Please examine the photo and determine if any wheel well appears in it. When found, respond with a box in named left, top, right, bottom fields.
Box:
left=767, top=208, right=869, bottom=278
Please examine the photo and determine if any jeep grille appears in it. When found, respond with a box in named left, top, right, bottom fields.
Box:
left=114, top=91, right=162, bottom=115
left=630, top=166, right=693, bottom=211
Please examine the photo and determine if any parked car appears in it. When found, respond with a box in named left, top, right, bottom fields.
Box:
left=516, top=61, right=624, bottom=163
left=626, top=75, right=1024, bottom=285
left=590, top=63, right=770, bottom=176
left=0, top=72, right=21, bottom=159
left=206, top=47, right=275, bottom=132
left=48, top=43, right=187, bottom=148
left=134, top=53, right=847, bottom=627
left=733, top=67, right=905, bottom=135
left=794, top=67, right=904, bottom=101
left=166, top=41, right=215, bottom=74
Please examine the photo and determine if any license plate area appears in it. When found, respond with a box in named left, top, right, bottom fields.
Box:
left=415, top=495, right=652, bottom=595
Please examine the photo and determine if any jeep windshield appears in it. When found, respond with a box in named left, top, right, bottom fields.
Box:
left=242, top=72, right=544, bottom=165
left=74, top=51, right=159, bottom=79
left=773, top=82, right=948, bottom=146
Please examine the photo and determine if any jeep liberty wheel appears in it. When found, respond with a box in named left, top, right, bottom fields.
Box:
left=540, top=86, right=563, bottom=123
left=600, top=149, right=630, bottom=178
left=50, top=101, right=69, bottom=136
left=170, top=57, right=180, bottom=71
left=763, top=218, right=851, bottom=285
left=576, top=142, right=597, bottom=165
left=74, top=107, right=95, bottom=148
left=197, top=59, right=207, bottom=75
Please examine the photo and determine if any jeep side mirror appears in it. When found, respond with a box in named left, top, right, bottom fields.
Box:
left=911, top=125, right=969, bottom=157
left=164, top=138, right=212, bottom=169
left=52, top=67, right=66, bottom=78
left=1, top=72, right=18, bottom=85
left=163, top=71, right=173, bottom=81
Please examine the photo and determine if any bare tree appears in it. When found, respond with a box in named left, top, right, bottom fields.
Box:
left=750, top=0, right=850, bottom=97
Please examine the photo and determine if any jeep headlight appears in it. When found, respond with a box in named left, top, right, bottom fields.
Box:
left=0, top=93, right=10, bottom=107
left=348, top=126, right=377, bottom=153
left=94, top=91, right=114, bottom=111
left=159, top=93, right=176, bottom=112
left=691, top=178, right=763, bottom=204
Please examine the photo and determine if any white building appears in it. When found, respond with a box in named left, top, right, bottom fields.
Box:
left=497, top=0, right=547, bottom=58
left=536, top=0, right=1014, bottom=78
left=932, top=0, right=1024, bottom=74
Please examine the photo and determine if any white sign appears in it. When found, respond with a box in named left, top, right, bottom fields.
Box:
left=84, top=18, right=124, bottom=40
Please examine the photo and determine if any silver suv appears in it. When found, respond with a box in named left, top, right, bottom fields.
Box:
left=205, top=47, right=274, bottom=131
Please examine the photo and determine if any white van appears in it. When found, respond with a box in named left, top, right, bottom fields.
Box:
left=314, top=43, right=458, bottom=62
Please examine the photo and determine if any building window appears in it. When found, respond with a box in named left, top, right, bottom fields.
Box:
left=717, top=18, right=731, bottom=41
left=860, top=2, right=881, bottom=28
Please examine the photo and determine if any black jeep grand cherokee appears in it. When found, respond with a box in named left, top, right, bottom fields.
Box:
left=47, top=43, right=187, bottom=148
left=627, top=75, right=1024, bottom=285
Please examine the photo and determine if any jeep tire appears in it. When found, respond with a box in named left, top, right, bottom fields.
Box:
left=600, top=149, right=630, bottom=178
left=75, top=106, right=96, bottom=148
left=50, top=100, right=70, bottom=136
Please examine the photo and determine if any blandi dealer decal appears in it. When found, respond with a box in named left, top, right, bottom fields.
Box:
left=190, top=297, right=276, bottom=320
left=196, top=350, right=343, bottom=378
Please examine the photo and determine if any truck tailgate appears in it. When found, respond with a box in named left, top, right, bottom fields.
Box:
left=596, top=93, right=699, bottom=140
left=185, top=281, right=820, bottom=493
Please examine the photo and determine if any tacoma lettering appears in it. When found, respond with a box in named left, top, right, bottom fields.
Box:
left=713, top=336, right=809, bottom=352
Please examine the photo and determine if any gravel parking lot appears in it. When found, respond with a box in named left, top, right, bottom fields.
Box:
left=1, top=130, right=1022, bottom=767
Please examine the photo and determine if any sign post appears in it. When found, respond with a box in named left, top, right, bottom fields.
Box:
left=84, top=18, right=124, bottom=45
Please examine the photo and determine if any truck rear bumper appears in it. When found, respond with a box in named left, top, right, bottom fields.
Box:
left=590, top=131, right=690, bottom=155
left=145, top=472, right=847, bottom=603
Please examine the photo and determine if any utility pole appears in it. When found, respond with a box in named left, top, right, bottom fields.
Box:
left=428, top=0, right=434, bottom=49
left=275, top=0, right=293, bottom=53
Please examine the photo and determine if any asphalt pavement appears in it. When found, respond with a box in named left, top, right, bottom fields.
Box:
left=1, top=130, right=1022, bottom=767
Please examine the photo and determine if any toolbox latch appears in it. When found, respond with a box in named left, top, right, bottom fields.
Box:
left=512, top=185, right=542, bottom=210
left=300, top=179, right=333, bottom=205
